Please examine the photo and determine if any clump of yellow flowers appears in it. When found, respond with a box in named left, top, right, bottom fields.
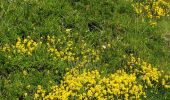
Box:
left=1, top=43, right=11, bottom=52
left=33, top=55, right=170, bottom=100
left=126, top=54, right=170, bottom=89
left=46, top=31, right=100, bottom=63
left=1, top=35, right=170, bottom=99
left=14, top=36, right=39, bottom=55
left=162, top=75, right=170, bottom=88
left=1, top=36, right=40, bottom=56
left=126, top=54, right=161, bottom=87
left=34, top=68, right=145, bottom=100
left=0, top=34, right=100, bottom=63
left=131, top=0, right=170, bottom=26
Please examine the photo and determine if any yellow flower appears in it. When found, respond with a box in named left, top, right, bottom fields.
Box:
left=26, top=85, right=31, bottom=89
left=24, top=93, right=27, bottom=97
left=107, top=43, right=111, bottom=48
left=149, top=21, right=157, bottom=26
left=102, top=45, right=106, bottom=49
left=162, top=79, right=166, bottom=85
left=66, top=29, right=72, bottom=33
left=23, top=70, right=27, bottom=75
left=87, top=90, right=93, bottom=97
left=34, top=93, right=39, bottom=99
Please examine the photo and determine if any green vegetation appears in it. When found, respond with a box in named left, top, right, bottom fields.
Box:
left=0, top=0, right=170, bottom=99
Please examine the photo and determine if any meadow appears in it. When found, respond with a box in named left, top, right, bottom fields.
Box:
left=0, top=0, right=170, bottom=99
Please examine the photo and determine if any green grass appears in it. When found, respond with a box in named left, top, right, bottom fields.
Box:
left=0, top=0, right=170, bottom=99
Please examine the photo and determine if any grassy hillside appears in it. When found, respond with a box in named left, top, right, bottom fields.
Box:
left=0, top=0, right=170, bottom=99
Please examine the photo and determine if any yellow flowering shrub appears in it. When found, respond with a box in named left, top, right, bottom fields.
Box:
left=1, top=35, right=169, bottom=99
left=162, top=75, right=170, bottom=89
left=126, top=55, right=161, bottom=87
left=33, top=55, right=170, bottom=100
left=1, top=36, right=40, bottom=56
left=126, top=55, right=170, bottom=89
left=0, top=34, right=100, bottom=63
left=46, top=30, right=100, bottom=63
left=131, top=0, right=170, bottom=26
left=34, top=68, right=145, bottom=100
left=1, top=43, right=11, bottom=52
left=14, top=36, right=39, bottom=55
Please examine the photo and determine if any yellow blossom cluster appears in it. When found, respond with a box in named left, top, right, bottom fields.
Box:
left=0, top=36, right=40, bottom=56
left=127, top=55, right=161, bottom=87
left=34, top=68, right=146, bottom=100
left=33, top=54, right=170, bottom=100
left=161, top=75, right=170, bottom=89
left=14, top=36, right=39, bottom=55
left=132, top=0, right=170, bottom=26
left=46, top=35, right=77, bottom=61
left=126, top=54, right=170, bottom=88
left=1, top=44, right=11, bottom=52
left=0, top=34, right=100, bottom=63
left=46, top=34, right=100, bottom=63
